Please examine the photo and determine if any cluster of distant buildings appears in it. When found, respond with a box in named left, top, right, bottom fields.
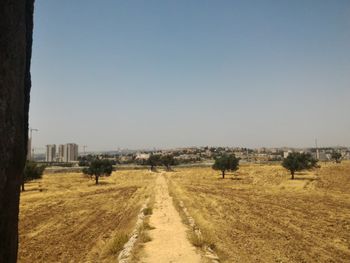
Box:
left=112, top=146, right=350, bottom=165
left=34, top=144, right=350, bottom=165
left=45, top=143, right=79, bottom=162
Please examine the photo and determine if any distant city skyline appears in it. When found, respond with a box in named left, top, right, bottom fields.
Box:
left=29, top=1, right=350, bottom=151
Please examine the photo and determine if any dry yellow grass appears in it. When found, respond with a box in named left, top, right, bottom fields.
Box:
left=18, top=163, right=350, bottom=263
left=168, top=161, right=350, bottom=263
left=18, top=170, right=155, bottom=263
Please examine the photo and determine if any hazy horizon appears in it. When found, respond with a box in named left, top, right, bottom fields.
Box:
left=29, top=0, right=350, bottom=151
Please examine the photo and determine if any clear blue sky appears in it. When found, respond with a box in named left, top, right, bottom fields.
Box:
left=29, top=0, right=350, bottom=151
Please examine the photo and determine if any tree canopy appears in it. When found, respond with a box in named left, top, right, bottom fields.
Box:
left=83, top=159, right=114, bottom=184
left=146, top=154, right=161, bottom=171
left=22, top=161, right=45, bottom=191
left=331, top=151, right=342, bottom=163
left=212, top=154, right=240, bottom=178
left=282, top=152, right=318, bottom=179
left=161, top=154, right=177, bottom=171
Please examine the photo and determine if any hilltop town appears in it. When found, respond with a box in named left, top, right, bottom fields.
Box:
left=36, top=145, right=350, bottom=167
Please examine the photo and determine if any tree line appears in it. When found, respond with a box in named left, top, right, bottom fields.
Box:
left=22, top=150, right=345, bottom=188
left=211, top=151, right=345, bottom=180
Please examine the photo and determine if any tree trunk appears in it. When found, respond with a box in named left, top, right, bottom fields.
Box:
left=0, top=1, right=34, bottom=262
left=95, top=175, right=99, bottom=185
left=291, top=171, right=295, bottom=180
left=222, top=170, right=225, bottom=179
left=21, top=183, right=25, bottom=192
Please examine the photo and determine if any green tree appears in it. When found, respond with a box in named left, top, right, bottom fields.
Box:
left=147, top=154, right=161, bottom=171
left=83, top=159, right=113, bottom=184
left=331, top=151, right=342, bottom=163
left=22, top=161, right=45, bottom=191
left=282, top=152, right=318, bottom=180
left=161, top=154, right=177, bottom=171
left=212, top=154, right=240, bottom=179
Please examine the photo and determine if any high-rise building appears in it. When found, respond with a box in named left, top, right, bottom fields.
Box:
left=46, top=144, right=56, bottom=162
left=58, top=144, right=65, bottom=162
left=63, top=143, right=78, bottom=162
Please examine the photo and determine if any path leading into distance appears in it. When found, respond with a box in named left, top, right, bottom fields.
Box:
left=140, top=174, right=201, bottom=263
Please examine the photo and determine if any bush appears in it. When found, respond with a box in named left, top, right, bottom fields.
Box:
left=22, top=161, right=45, bottom=191
left=106, top=232, right=129, bottom=255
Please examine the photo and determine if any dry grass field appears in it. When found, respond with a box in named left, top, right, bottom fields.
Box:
left=18, top=170, right=155, bottom=263
left=18, top=162, right=350, bottom=263
left=168, top=162, right=350, bottom=263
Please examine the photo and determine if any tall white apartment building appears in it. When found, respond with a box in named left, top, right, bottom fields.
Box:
left=46, top=144, right=56, bottom=162
left=58, top=144, right=65, bottom=162
left=63, top=143, right=79, bottom=162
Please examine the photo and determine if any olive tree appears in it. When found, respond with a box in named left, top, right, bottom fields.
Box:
left=83, top=159, right=113, bottom=184
left=146, top=154, right=161, bottom=171
left=212, top=154, right=240, bottom=179
left=282, top=152, right=318, bottom=180
left=161, top=154, right=177, bottom=171
left=331, top=151, right=342, bottom=163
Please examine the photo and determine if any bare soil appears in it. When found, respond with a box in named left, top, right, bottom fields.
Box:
left=19, top=162, right=350, bottom=263
left=18, top=170, right=154, bottom=263
left=168, top=162, right=350, bottom=263
left=138, top=173, right=201, bottom=263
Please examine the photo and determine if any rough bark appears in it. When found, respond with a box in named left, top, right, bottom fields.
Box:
left=0, top=0, right=34, bottom=262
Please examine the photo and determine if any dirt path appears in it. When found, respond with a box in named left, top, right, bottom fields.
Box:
left=140, top=174, right=201, bottom=263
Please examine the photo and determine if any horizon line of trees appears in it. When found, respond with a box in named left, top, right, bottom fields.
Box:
left=23, top=149, right=345, bottom=189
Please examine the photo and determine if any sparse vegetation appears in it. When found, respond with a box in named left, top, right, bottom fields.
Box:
left=142, top=221, right=155, bottom=230
left=82, top=159, right=113, bottom=184
left=146, top=154, right=161, bottom=171
left=138, top=226, right=152, bottom=243
left=282, top=152, right=318, bottom=179
left=161, top=154, right=177, bottom=171
left=331, top=151, right=342, bottom=163
left=212, top=154, right=240, bottom=178
left=188, top=232, right=204, bottom=248
left=169, top=163, right=350, bottom=262
left=143, top=207, right=153, bottom=216
left=22, top=161, right=45, bottom=191
left=106, top=232, right=129, bottom=255
left=19, top=170, right=155, bottom=262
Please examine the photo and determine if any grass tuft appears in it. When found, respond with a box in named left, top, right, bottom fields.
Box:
left=143, top=207, right=153, bottom=216
left=106, top=232, right=129, bottom=255
left=143, top=221, right=155, bottom=230
left=139, top=231, right=152, bottom=243
left=189, top=232, right=204, bottom=248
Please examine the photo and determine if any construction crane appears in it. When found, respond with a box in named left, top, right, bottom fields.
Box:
left=81, top=145, right=88, bottom=155
left=29, top=127, right=38, bottom=139
left=33, top=147, right=45, bottom=161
